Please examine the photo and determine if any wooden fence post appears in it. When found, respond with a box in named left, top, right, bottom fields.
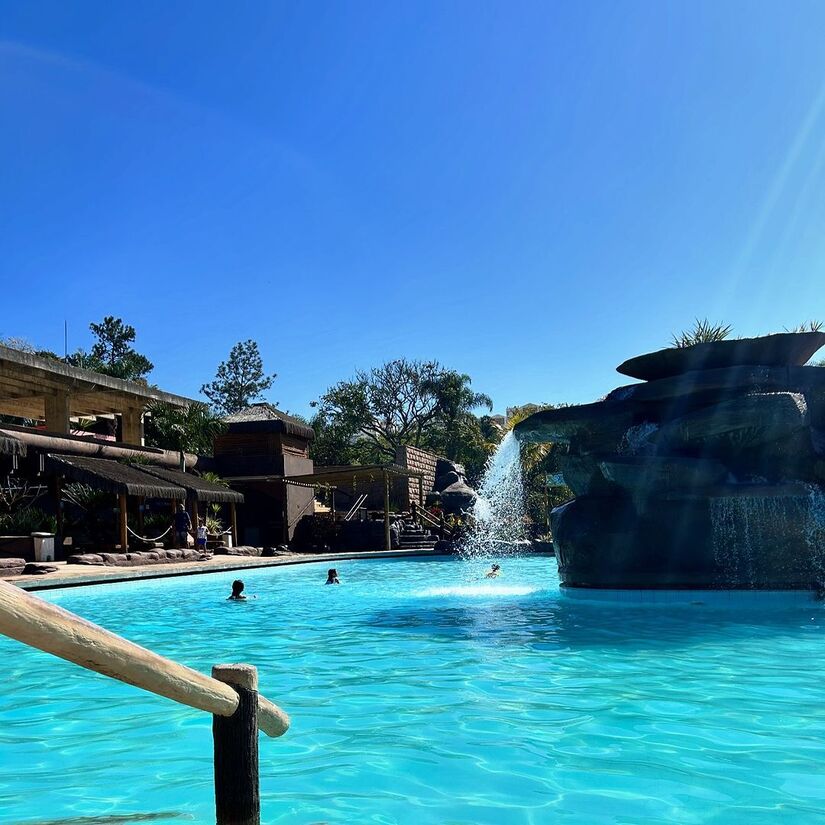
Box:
left=212, top=664, right=260, bottom=825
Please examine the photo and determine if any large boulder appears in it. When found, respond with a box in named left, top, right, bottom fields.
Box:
left=598, top=456, right=729, bottom=501
left=434, top=470, right=461, bottom=491
left=557, top=454, right=618, bottom=497
left=439, top=480, right=477, bottom=514
left=436, top=458, right=466, bottom=478
left=657, top=392, right=808, bottom=451
left=513, top=401, right=637, bottom=453
left=607, top=365, right=825, bottom=407
left=616, top=331, right=825, bottom=381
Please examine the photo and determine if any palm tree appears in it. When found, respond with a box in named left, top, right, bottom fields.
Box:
left=143, top=402, right=226, bottom=456
left=430, top=371, right=493, bottom=461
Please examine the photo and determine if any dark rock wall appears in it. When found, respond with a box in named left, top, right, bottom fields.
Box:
left=516, top=340, right=825, bottom=590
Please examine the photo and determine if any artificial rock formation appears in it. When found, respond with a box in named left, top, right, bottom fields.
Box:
left=429, top=458, right=478, bottom=514
left=514, top=332, right=825, bottom=590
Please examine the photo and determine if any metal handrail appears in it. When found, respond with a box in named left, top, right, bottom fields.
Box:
left=343, top=493, right=368, bottom=521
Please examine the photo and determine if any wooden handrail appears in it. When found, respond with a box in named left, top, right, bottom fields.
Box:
left=417, top=508, right=440, bottom=529
left=0, top=580, right=289, bottom=738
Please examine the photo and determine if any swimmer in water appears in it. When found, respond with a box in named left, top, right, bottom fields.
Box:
left=325, top=568, right=340, bottom=585
left=228, top=579, right=247, bottom=600
left=485, top=564, right=501, bottom=579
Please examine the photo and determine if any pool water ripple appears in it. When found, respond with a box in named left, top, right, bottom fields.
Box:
left=0, top=556, right=824, bottom=823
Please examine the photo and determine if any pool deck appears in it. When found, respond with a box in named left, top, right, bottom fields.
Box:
left=8, top=549, right=446, bottom=591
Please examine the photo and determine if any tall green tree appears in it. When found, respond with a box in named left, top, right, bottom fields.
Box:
left=313, top=359, right=448, bottom=461
left=310, top=359, right=498, bottom=481
left=67, top=316, right=153, bottom=380
left=201, top=340, right=276, bottom=414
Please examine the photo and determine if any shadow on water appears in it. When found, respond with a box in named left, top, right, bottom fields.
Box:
left=366, top=589, right=825, bottom=652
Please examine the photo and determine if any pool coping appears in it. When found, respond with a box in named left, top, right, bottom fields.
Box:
left=12, top=548, right=450, bottom=592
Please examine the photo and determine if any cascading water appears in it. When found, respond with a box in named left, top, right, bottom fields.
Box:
left=710, top=492, right=820, bottom=588
left=460, top=431, right=526, bottom=558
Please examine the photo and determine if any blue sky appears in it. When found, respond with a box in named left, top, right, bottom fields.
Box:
left=3, top=1, right=825, bottom=416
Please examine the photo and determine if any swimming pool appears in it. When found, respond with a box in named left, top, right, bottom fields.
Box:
left=1, top=555, right=824, bottom=823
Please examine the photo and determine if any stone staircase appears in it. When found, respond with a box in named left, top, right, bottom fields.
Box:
left=398, top=520, right=438, bottom=550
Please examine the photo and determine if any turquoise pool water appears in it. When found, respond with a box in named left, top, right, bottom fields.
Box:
left=1, top=555, right=824, bottom=824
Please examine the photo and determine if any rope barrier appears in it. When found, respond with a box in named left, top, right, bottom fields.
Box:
left=126, top=525, right=173, bottom=542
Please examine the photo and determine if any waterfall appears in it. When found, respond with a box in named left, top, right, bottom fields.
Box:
left=710, top=493, right=814, bottom=588
left=460, top=431, right=526, bottom=558
left=804, top=484, right=825, bottom=587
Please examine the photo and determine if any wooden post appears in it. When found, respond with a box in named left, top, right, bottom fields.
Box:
left=118, top=493, right=128, bottom=551
left=383, top=471, right=391, bottom=551
left=51, top=475, right=63, bottom=536
left=230, top=502, right=238, bottom=546
left=212, top=664, right=260, bottom=825
left=190, top=499, right=199, bottom=546
left=121, top=406, right=143, bottom=445
left=330, top=489, right=336, bottom=523
left=44, top=391, right=70, bottom=434
left=439, top=512, right=445, bottom=540
left=137, top=496, right=145, bottom=539
left=171, top=500, right=179, bottom=547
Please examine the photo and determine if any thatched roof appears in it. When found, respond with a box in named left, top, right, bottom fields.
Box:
left=138, top=465, right=244, bottom=504
left=0, top=432, right=26, bottom=457
left=223, top=403, right=315, bottom=442
left=47, top=455, right=186, bottom=499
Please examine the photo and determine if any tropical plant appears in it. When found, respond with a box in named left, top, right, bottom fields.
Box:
left=143, top=402, right=226, bottom=456
left=60, top=483, right=113, bottom=547
left=426, top=371, right=493, bottom=462
left=785, top=320, right=824, bottom=333
left=205, top=514, right=224, bottom=535
left=670, top=319, right=732, bottom=349
left=201, top=340, right=276, bottom=414
left=0, top=507, right=56, bottom=534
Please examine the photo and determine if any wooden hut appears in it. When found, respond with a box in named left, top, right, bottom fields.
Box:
left=45, top=455, right=186, bottom=552
left=213, top=403, right=315, bottom=545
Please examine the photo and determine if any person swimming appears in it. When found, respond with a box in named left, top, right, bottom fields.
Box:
left=228, top=579, right=247, bottom=600
left=485, top=564, right=501, bottom=579
left=325, top=568, right=340, bottom=585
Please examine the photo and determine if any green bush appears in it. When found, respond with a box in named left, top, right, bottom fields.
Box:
left=0, top=507, right=56, bottom=535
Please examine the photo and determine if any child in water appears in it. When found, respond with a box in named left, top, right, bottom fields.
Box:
left=228, top=579, right=248, bottom=600
left=485, top=564, right=501, bottom=579
left=325, top=568, right=340, bottom=585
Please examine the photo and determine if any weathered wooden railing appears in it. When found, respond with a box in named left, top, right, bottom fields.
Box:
left=412, top=502, right=451, bottom=539
left=0, top=580, right=289, bottom=825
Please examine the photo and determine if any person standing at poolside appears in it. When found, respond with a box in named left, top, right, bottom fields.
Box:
left=196, top=518, right=208, bottom=552
left=173, top=505, right=191, bottom=548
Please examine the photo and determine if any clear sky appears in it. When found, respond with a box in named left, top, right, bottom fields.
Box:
left=3, top=2, right=825, bottom=416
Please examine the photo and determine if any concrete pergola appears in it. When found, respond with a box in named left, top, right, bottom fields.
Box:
left=0, top=345, right=194, bottom=443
